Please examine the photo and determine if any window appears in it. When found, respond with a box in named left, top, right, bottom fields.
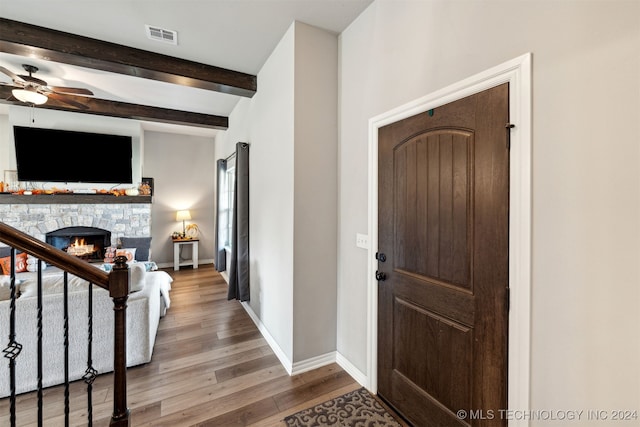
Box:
left=219, top=157, right=235, bottom=250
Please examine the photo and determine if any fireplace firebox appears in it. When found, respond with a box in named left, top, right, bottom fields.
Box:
left=45, top=226, right=111, bottom=262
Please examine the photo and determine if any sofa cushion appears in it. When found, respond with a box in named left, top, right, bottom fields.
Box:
left=19, top=274, right=91, bottom=299
left=119, top=237, right=152, bottom=262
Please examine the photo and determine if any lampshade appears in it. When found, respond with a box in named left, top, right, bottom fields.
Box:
left=176, top=210, right=191, bottom=221
left=12, top=88, right=48, bottom=105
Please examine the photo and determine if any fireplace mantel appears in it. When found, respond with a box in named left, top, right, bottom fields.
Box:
left=0, top=194, right=152, bottom=204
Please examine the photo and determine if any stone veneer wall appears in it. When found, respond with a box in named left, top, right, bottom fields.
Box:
left=0, top=203, right=151, bottom=247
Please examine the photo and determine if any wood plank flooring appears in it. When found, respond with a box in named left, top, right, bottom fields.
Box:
left=1, top=265, right=366, bottom=426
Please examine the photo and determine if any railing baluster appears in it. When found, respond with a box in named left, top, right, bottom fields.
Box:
left=37, top=259, right=43, bottom=427
left=2, top=248, right=22, bottom=427
left=63, top=270, right=70, bottom=427
left=83, top=282, right=97, bottom=426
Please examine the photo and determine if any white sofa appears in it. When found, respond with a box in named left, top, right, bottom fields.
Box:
left=0, top=265, right=172, bottom=398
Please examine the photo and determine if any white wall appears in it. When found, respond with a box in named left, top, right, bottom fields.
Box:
left=142, top=131, right=216, bottom=265
left=217, top=24, right=297, bottom=362
left=249, top=23, right=297, bottom=362
left=338, top=0, right=640, bottom=423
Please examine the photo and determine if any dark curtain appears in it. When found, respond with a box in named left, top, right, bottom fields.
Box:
left=214, top=159, right=227, bottom=272
left=228, top=142, right=250, bottom=301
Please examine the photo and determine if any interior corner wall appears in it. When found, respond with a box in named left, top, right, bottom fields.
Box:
left=217, top=21, right=340, bottom=367
left=246, top=23, right=296, bottom=362
left=292, top=22, right=338, bottom=362
left=338, top=0, right=640, bottom=419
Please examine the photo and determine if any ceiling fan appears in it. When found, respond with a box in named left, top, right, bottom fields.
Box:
left=0, top=64, right=94, bottom=109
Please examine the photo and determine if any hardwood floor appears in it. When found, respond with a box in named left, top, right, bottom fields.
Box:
left=1, top=265, right=365, bottom=426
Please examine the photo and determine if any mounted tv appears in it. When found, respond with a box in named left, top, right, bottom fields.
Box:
left=13, top=126, right=133, bottom=184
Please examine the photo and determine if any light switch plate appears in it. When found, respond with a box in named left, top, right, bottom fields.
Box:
left=356, top=233, right=369, bottom=249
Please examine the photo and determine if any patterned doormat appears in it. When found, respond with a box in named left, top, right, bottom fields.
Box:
left=283, top=387, right=404, bottom=426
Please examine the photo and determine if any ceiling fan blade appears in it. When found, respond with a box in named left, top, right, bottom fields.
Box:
left=0, top=66, right=25, bottom=83
left=47, top=92, right=90, bottom=110
left=49, top=86, right=94, bottom=96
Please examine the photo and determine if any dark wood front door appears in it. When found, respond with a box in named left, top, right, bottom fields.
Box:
left=377, top=83, right=510, bottom=426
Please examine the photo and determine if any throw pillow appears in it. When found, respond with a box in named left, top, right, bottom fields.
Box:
left=119, top=237, right=152, bottom=262
left=25, top=255, right=47, bottom=272
left=0, top=252, right=28, bottom=275
left=115, top=248, right=137, bottom=263
left=129, top=262, right=146, bottom=292
left=103, top=246, right=117, bottom=264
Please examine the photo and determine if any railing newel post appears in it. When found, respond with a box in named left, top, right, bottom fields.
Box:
left=108, top=255, right=130, bottom=426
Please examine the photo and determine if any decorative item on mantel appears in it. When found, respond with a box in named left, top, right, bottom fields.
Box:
left=140, top=177, right=153, bottom=195
left=0, top=184, right=154, bottom=197
left=3, top=170, right=18, bottom=193
left=125, top=186, right=139, bottom=196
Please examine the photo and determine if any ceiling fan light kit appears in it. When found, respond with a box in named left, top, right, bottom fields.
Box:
left=12, top=87, right=48, bottom=105
left=1, top=63, right=93, bottom=108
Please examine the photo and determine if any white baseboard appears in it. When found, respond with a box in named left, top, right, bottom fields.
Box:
left=155, top=259, right=214, bottom=270
left=193, top=267, right=370, bottom=389
left=240, top=301, right=293, bottom=374
left=291, top=352, right=336, bottom=375
left=336, top=352, right=368, bottom=389
left=239, top=302, right=367, bottom=385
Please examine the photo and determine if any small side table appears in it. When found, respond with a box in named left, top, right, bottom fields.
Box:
left=173, top=238, right=199, bottom=271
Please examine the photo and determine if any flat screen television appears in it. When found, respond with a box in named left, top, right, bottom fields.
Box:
left=13, top=126, right=133, bottom=184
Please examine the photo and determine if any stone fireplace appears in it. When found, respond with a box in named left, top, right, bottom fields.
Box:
left=0, top=194, right=151, bottom=250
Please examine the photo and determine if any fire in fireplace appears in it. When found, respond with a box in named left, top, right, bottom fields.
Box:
left=66, top=238, right=95, bottom=256
left=46, top=227, right=112, bottom=262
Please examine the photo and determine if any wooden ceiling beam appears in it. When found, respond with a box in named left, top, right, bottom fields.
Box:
left=0, top=86, right=228, bottom=130
left=0, top=18, right=257, bottom=98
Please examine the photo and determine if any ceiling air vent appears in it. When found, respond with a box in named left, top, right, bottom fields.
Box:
left=145, top=25, right=178, bottom=45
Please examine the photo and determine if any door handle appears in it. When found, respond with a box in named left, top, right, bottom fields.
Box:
left=375, top=270, right=387, bottom=281
left=375, top=252, right=387, bottom=262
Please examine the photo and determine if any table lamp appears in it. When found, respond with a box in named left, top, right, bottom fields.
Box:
left=176, top=210, right=191, bottom=238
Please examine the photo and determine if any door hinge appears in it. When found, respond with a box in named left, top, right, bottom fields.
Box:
left=506, top=287, right=511, bottom=311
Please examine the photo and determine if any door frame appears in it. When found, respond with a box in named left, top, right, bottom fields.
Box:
left=366, top=53, right=532, bottom=424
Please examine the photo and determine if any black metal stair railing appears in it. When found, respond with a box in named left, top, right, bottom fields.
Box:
left=2, top=249, right=22, bottom=426
left=64, top=270, right=71, bottom=427
left=0, top=222, right=131, bottom=427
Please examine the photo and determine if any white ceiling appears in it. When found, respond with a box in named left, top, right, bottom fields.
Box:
left=0, top=0, right=373, bottom=135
